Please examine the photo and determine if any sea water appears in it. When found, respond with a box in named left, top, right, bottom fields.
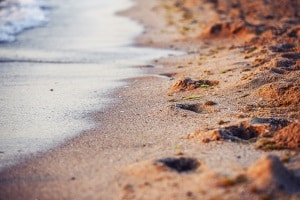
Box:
left=0, top=0, right=180, bottom=169
left=0, top=0, right=49, bottom=43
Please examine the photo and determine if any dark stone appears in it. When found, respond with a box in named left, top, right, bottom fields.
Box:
left=156, top=157, right=200, bottom=173
left=270, top=68, right=285, bottom=74
left=186, top=191, right=193, bottom=197
left=276, top=60, right=296, bottom=68
left=265, top=15, right=274, bottom=19
left=159, top=73, right=175, bottom=78
left=288, top=30, right=298, bottom=38
left=282, top=53, right=300, bottom=60
left=232, top=26, right=244, bottom=34
left=205, top=101, right=217, bottom=106
left=210, top=24, right=222, bottom=34
left=281, top=43, right=295, bottom=49
left=176, top=103, right=202, bottom=113
left=179, top=78, right=219, bottom=88
left=251, top=118, right=290, bottom=131
left=269, top=43, right=296, bottom=52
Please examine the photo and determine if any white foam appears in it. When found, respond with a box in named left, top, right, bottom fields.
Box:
left=0, top=0, right=49, bottom=42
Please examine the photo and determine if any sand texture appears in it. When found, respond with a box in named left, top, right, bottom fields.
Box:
left=1, top=0, right=300, bottom=199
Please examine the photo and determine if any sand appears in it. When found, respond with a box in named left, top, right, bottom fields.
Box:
left=1, top=0, right=300, bottom=199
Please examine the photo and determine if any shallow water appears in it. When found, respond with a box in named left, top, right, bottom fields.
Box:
left=0, top=0, right=49, bottom=43
left=0, top=0, right=179, bottom=170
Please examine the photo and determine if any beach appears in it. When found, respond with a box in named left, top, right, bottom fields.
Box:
left=0, top=0, right=175, bottom=170
left=1, top=0, right=300, bottom=199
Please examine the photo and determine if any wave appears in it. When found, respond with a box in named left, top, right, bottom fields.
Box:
left=0, top=0, right=50, bottom=43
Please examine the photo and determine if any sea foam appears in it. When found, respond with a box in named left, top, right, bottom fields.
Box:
left=0, top=0, right=49, bottom=43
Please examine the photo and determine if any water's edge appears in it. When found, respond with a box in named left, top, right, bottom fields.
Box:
left=0, top=0, right=181, bottom=170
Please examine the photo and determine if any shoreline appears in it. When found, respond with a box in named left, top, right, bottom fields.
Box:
left=1, top=0, right=300, bottom=199
left=0, top=0, right=175, bottom=171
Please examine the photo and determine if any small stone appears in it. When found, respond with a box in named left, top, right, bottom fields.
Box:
left=276, top=60, right=296, bottom=68
left=218, top=120, right=226, bottom=125
left=205, top=101, right=217, bottom=106
left=250, top=118, right=290, bottom=130
left=281, top=53, right=300, bottom=60
left=236, top=114, right=246, bottom=119
left=269, top=68, right=285, bottom=74
left=202, top=138, right=211, bottom=143
left=186, top=191, right=193, bottom=197
left=175, top=103, right=203, bottom=113
left=144, top=182, right=151, bottom=186
left=175, top=151, right=184, bottom=156
left=141, top=65, right=155, bottom=68
left=269, top=43, right=296, bottom=52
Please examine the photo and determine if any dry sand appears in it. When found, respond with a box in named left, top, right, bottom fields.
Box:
left=1, top=0, right=300, bottom=199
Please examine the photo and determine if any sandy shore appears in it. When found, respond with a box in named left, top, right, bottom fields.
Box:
left=1, top=0, right=300, bottom=199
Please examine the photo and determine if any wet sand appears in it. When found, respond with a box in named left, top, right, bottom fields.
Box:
left=0, top=0, right=174, bottom=170
left=1, top=0, right=300, bottom=199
